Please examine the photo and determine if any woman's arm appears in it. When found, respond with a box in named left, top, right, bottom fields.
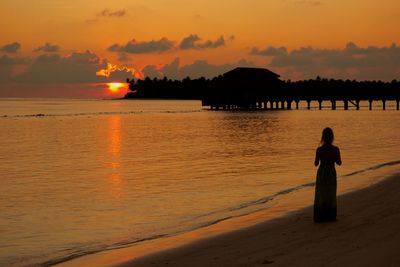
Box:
left=314, top=148, right=320, bottom=166
left=336, top=147, right=342, bottom=166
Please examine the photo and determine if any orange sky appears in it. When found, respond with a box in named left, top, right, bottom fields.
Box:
left=2, top=0, right=399, bottom=59
left=1, top=0, right=400, bottom=97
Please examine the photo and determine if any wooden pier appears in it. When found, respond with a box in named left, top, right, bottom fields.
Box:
left=202, top=68, right=400, bottom=111
left=207, top=99, right=400, bottom=111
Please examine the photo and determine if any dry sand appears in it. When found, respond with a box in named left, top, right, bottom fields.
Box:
left=58, top=171, right=400, bottom=267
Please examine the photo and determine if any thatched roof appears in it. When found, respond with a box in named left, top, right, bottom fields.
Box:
left=223, top=67, right=280, bottom=81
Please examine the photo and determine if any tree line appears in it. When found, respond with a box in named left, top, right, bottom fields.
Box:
left=125, top=76, right=400, bottom=100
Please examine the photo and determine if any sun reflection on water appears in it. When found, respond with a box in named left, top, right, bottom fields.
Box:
left=108, top=116, right=123, bottom=197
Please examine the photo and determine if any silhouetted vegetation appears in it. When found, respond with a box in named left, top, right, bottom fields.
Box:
left=125, top=68, right=400, bottom=104
left=125, top=76, right=208, bottom=100
left=285, top=77, right=400, bottom=101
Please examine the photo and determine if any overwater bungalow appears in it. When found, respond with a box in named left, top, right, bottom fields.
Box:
left=202, top=67, right=285, bottom=110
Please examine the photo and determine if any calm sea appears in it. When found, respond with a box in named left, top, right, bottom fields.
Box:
left=0, top=99, right=399, bottom=266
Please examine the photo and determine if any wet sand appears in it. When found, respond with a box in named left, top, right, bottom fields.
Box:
left=58, top=171, right=400, bottom=267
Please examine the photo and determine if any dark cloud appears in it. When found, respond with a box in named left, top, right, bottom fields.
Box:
left=99, top=9, right=126, bottom=17
left=253, top=42, right=400, bottom=80
left=117, top=53, right=131, bottom=62
left=141, top=64, right=163, bottom=79
left=108, top=38, right=175, bottom=54
left=250, top=46, right=288, bottom=56
left=177, top=58, right=252, bottom=79
left=0, top=54, right=26, bottom=65
left=86, top=8, right=127, bottom=23
left=0, top=55, right=26, bottom=82
left=160, top=58, right=181, bottom=78
left=283, top=0, right=322, bottom=6
left=179, top=35, right=225, bottom=50
left=0, top=54, right=29, bottom=83
left=296, top=0, right=321, bottom=6
left=0, top=42, right=21, bottom=53
left=108, top=34, right=230, bottom=54
left=14, top=51, right=108, bottom=83
left=179, top=35, right=200, bottom=50
left=0, top=83, right=108, bottom=99
left=142, top=58, right=255, bottom=80
left=267, top=42, right=400, bottom=69
left=0, top=50, right=136, bottom=85
left=34, top=42, right=60, bottom=53
left=2, top=40, right=398, bottom=92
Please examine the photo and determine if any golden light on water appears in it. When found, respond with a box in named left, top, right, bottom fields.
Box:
left=108, top=82, right=124, bottom=93
left=108, top=116, right=123, bottom=197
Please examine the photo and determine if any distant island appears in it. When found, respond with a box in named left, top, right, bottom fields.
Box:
left=125, top=67, right=400, bottom=110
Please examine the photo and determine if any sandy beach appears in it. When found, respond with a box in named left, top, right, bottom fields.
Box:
left=57, top=170, right=400, bottom=267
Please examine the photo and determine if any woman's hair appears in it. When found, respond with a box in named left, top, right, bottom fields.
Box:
left=320, top=127, right=334, bottom=146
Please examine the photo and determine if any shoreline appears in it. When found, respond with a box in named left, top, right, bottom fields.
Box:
left=57, top=167, right=400, bottom=267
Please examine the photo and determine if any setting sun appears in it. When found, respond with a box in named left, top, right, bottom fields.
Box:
left=108, top=83, right=124, bottom=93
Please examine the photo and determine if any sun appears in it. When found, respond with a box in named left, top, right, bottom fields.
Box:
left=108, top=82, right=124, bottom=93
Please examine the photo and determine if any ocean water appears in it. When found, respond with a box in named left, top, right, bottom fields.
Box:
left=0, top=99, right=399, bottom=266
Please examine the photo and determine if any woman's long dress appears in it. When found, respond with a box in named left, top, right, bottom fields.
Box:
left=313, top=160, right=337, bottom=222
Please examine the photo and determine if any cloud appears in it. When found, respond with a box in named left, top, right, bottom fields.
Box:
left=250, top=46, right=288, bottom=56
left=268, top=43, right=400, bottom=69
left=0, top=55, right=27, bottom=82
left=109, top=34, right=229, bottom=54
left=142, top=58, right=255, bottom=80
left=295, top=0, right=321, bottom=6
left=96, top=62, right=141, bottom=80
left=34, top=42, right=60, bottom=53
left=0, top=49, right=138, bottom=84
left=159, top=58, right=181, bottom=78
left=250, top=42, right=400, bottom=80
left=0, top=42, right=21, bottom=53
left=281, top=0, right=322, bottom=6
left=179, top=35, right=201, bottom=50
left=141, top=64, right=163, bottom=79
left=86, top=8, right=127, bottom=23
left=0, top=54, right=26, bottom=65
left=99, top=9, right=126, bottom=17
left=108, top=38, right=175, bottom=54
left=117, top=53, right=131, bottom=62
left=179, top=35, right=226, bottom=50
left=0, top=83, right=109, bottom=99
left=14, top=51, right=109, bottom=83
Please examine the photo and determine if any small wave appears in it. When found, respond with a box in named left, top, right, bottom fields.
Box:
left=233, top=159, right=400, bottom=212
left=183, top=160, right=400, bottom=224
left=34, top=159, right=400, bottom=267
left=343, top=160, right=400, bottom=177
left=1, top=110, right=203, bottom=118
left=35, top=234, right=169, bottom=267
left=185, top=182, right=316, bottom=224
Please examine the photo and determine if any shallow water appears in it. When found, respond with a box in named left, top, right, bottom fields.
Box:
left=0, top=99, right=399, bottom=266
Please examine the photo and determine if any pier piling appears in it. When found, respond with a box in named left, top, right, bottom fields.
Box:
left=331, top=100, right=336, bottom=110
left=287, top=100, right=292, bottom=110
left=344, top=100, right=349, bottom=110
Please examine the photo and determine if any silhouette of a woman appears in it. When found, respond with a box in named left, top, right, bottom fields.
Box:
left=314, top=127, right=342, bottom=222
